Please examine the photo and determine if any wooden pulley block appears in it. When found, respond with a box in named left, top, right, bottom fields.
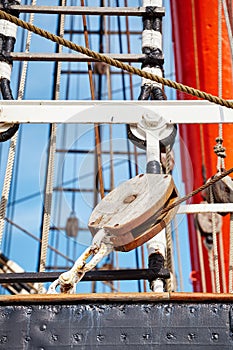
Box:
left=88, top=173, right=179, bottom=252
left=205, top=173, right=233, bottom=216
left=194, top=201, right=222, bottom=235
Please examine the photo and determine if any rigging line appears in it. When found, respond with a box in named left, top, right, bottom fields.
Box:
left=219, top=227, right=227, bottom=293
left=173, top=216, right=184, bottom=291
left=0, top=134, right=18, bottom=251
left=216, top=1, right=227, bottom=292
left=165, top=145, right=173, bottom=292
left=154, top=166, right=233, bottom=219
left=116, top=0, right=140, bottom=293
left=7, top=158, right=131, bottom=207
left=218, top=0, right=223, bottom=100
left=48, top=116, right=67, bottom=266
left=80, top=0, right=103, bottom=294
left=62, top=1, right=78, bottom=266
left=222, top=0, right=233, bottom=68
left=40, top=24, right=63, bottom=269
left=191, top=0, right=207, bottom=184
left=3, top=8, right=27, bottom=258
left=0, top=10, right=232, bottom=108
left=5, top=217, right=74, bottom=264
left=105, top=0, right=119, bottom=292
left=218, top=0, right=224, bottom=171
left=103, top=1, right=114, bottom=190
left=49, top=0, right=69, bottom=271
left=80, top=0, right=105, bottom=202
left=196, top=226, right=207, bottom=292
left=38, top=126, right=57, bottom=284
left=5, top=0, right=37, bottom=261
left=191, top=0, right=201, bottom=90
left=4, top=128, right=22, bottom=257
left=38, top=0, right=66, bottom=293
left=46, top=0, right=66, bottom=271
left=69, top=0, right=78, bottom=265
left=4, top=0, right=34, bottom=256
left=229, top=213, right=233, bottom=292
left=99, top=0, right=115, bottom=294
left=6, top=0, right=38, bottom=258
left=125, top=0, right=146, bottom=291
left=97, top=0, right=104, bottom=101
left=208, top=248, right=216, bottom=292
left=0, top=0, right=36, bottom=252
left=210, top=188, right=221, bottom=293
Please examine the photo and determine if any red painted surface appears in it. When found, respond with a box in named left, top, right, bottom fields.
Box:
left=171, top=0, right=233, bottom=292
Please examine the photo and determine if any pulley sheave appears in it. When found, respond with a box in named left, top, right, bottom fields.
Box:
left=88, top=173, right=178, bottom=252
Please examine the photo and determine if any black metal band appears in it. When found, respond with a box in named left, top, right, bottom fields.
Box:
left=0, top=0, right=20, bottom=142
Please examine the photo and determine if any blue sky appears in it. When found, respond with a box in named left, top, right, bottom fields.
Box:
left=0, top=0, right=192, bottom=293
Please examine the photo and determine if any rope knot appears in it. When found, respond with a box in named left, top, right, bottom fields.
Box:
left=214, top=137, right=226, bottom=158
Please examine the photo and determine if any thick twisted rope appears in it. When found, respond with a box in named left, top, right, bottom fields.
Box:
left=0, top=9, right=233, bottom=109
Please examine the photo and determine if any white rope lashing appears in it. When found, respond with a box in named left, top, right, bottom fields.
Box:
left=141, top=0, right=163, bottom=90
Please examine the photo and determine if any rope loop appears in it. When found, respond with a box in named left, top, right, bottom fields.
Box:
left=47, top=242, right=112, bottom=294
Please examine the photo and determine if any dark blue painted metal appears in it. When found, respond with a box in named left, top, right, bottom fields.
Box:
left=0, top=301, right=233, bottom=349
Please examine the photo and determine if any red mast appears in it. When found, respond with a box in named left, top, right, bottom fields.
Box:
left=170, top=0, right=233, bottom=292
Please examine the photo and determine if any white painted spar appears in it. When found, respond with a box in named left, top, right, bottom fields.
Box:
left=0, top=100, right=232, bottom=124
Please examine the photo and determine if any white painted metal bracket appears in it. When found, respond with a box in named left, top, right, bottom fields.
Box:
left=178, top=203, right=233, bottom=214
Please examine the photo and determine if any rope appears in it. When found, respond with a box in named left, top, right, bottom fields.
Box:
left=222, top=0, right=233, bottom=69
left=17, top=0, right=36, bottom=101
left=217, top=0, right=225, bottom=170
left=191, top=0, right=207, bottom=183
left=0, top=133, right=18, bottom=250
left=165, top=145, right=173, bottom=292
left=208, top=248, right=216, bottom=292
left=210, top=188, right=221, bottom=293
left=79, top=0, right=105, bottom=200
left=197, top=226, right=207, bottom=292
left=38, top=0, right=66, bottom=292
left=219, top=228, right=227, bottom=292
left=156, top=166, right=233, bottom=219
left=38, top=124, right=57, bottom=292
left=218, top=0, right=223, bottom=100
left=173, top=216, right=184, bottom=291
left=0, top=9, right=233, bottom=109
left=229, top=213, right=233, bottom=292
left=0, top=0, right=35, bottom=250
